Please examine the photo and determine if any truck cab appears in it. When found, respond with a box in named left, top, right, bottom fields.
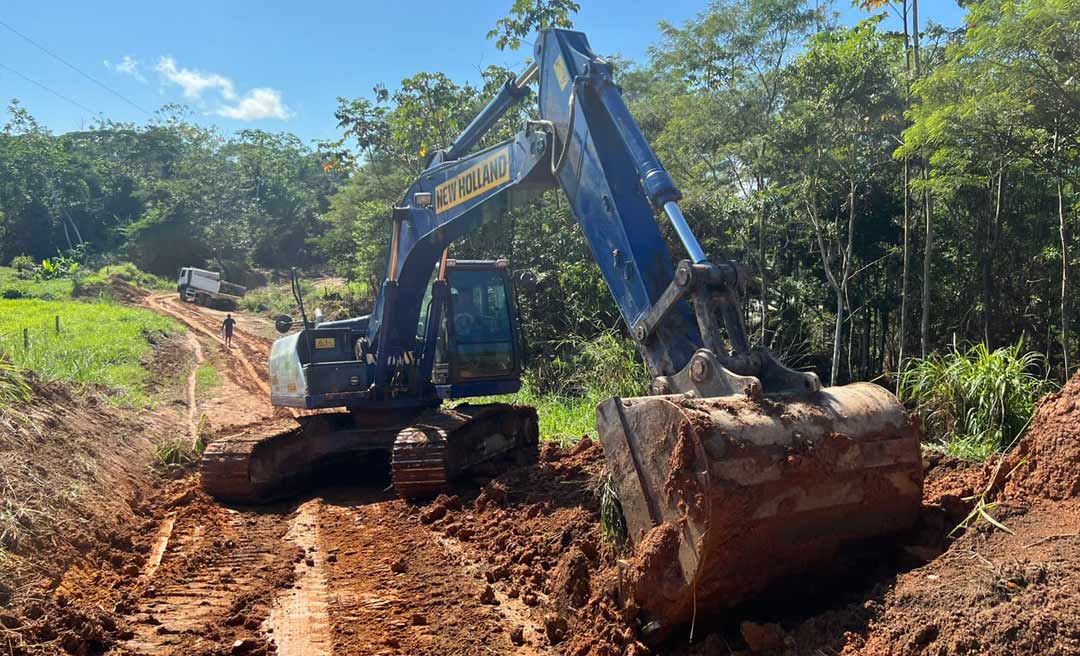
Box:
left=177, top=267, right=246, bottom=307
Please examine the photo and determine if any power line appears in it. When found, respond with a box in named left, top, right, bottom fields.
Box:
left=0, top=61, right=100, bottom=115
left=0, top=18, right=152, bottom=115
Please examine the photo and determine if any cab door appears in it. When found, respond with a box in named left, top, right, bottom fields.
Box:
left=434, top=262, right=522, bottom=390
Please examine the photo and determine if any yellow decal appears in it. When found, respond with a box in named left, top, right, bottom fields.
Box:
left=314, top=337, right=336, bottom=349
left=287, top=383, right=297, bottom=393
left=434, top=146, right=511, bottom=214
left=553, top=55, right=570, bottom=91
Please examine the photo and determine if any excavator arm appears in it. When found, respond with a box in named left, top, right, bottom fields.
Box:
left=364, top=28, right=922, bottom=633
left=368, top=28, right=817, bottom=404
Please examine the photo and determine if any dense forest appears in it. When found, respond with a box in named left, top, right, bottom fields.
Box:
left=2, top=0, right=1078, bottom=386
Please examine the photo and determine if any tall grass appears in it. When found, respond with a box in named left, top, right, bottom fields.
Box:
left=0, top=299, right=178, bottom=407
left=897, top=342, right=1054, bottom=461
left=0, top=358, right=30, bottom=411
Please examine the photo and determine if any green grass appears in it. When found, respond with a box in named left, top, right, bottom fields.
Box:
left=897, top=341, right=1055, bottom=461
left=463, top=331, right=646, bottom=446
left=195, top=362, right=223, bottom=395
left=0, top=298, right=179, bottom=407
left=0, top=358, right=30, bottom=411
left=0, top=267, right=74, bottom=300
left=152, top=435, right=206, bottom=473
left=80, top=262, right=174, bottom=293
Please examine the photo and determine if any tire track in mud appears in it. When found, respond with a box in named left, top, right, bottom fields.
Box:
left=263, top=500, right=334, bottom=656
left=315, top=490, right=552, bottom=655
left=133, top=295, right=545, bottom=655
left=184, top=331, right=205, bottom=444
left=121, top=501, right=296, bottom=655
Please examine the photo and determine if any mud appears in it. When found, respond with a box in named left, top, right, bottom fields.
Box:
left=1001, top=370, right=1080, bottom=502
left=5, top=289, right=1080, bottom=656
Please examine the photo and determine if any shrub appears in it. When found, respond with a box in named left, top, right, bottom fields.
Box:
left=897, top=341, right=1054, bottom=461
left=36, top=255, right=81, bottom=280
left=9, top=256, right=34, bottom=276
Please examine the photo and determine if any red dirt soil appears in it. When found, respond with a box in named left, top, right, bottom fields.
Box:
left=5, top=284, right=1080, bottom=656
left=1002, top=371, right=1080, bottom=502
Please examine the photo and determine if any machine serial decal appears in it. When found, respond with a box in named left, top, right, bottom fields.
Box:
left=435, top=146, right=511, bottom=213
left=314, top=337, right=336, bottom=349
left=553, top=55, right=570, bottom=91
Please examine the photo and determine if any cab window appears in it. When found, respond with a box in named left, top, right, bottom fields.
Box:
left=447, top=269, right=515, bottom=379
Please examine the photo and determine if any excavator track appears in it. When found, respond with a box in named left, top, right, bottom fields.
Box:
left=391, top=404, right=539, bottom=499
left=201, top=404, right=538, bottom=503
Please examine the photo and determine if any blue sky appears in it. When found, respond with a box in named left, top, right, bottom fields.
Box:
left=1, top=1, right=964, bottom=145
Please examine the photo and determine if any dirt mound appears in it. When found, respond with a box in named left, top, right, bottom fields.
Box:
left=77, top=275, right=149, bottom=304
left=412, top=437, right=647, bottom=654
left=0, top=372, right=168, bottom=600
left=411, top=423, right=1080, bottom=656
left=1001, top=370, right=1080, bottom=502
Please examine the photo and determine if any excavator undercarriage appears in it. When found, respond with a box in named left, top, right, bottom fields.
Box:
left=202, top=404, right=538, bottom=503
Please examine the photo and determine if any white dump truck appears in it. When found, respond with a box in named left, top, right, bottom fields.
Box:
left=176, top=267, right=247, bottom=308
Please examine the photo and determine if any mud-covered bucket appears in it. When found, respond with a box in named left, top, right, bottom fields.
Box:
left=596, top=382, right=923, bottom=630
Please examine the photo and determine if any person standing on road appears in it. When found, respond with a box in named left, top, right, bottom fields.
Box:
left=222, top=314, right=237, bottom=349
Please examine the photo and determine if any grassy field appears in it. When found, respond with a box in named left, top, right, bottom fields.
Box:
left=0, top=267, right=74, bottom=300
left=0, top=298, right=179, bottom=407
left=0, top=263, right=173, bottom=302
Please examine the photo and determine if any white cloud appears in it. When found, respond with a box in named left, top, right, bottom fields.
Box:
left=104, top=55, right=146, bottom=82
left=151, top=56, right=291, bottom=121
left=216, top=88, right=292, bottom=121
left=155, top=56, right=235, bottom=100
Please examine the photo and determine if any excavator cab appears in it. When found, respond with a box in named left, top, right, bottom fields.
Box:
left=427, top=259, right=524, bottom=392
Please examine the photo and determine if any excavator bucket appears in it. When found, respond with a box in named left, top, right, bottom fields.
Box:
left=596, top=382, right=922, bottom=631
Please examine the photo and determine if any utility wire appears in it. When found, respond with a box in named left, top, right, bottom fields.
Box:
left=0, top=61, right=100, bottom=115
left=0, top=18, right=152, bottom=115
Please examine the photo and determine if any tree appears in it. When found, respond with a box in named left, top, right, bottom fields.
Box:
left=904, top=0, right=1080, bottom=373
left=488, top=0, right=580, bottom=51
left=780, top=18, right=904, bottom=383
left=653, top=0, right=824, bottom=342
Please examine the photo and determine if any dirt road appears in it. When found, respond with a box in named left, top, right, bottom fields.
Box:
left=118, top=295, right=559, bottom=656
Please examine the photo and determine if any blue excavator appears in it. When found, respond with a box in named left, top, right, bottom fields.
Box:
left=201, top=29, right=923, bottom=631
